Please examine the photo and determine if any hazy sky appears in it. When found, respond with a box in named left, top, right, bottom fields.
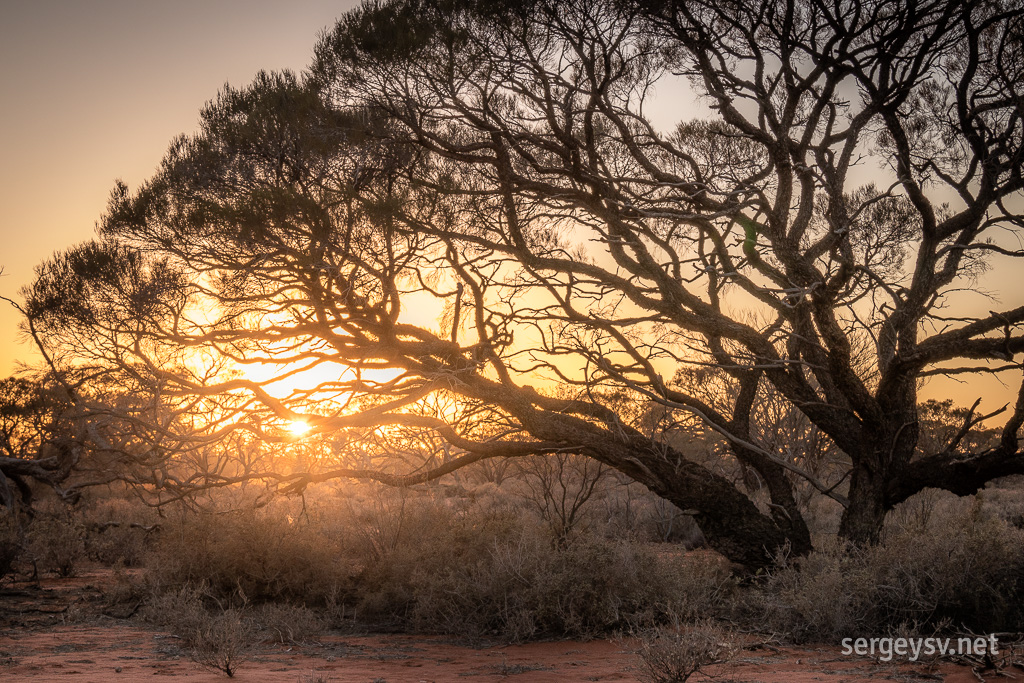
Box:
left=0, top=0, right=360, bottom=374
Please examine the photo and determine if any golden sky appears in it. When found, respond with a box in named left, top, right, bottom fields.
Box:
left=0, top=0, right=360, bottom=375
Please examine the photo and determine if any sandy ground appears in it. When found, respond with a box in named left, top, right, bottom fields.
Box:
left=0, top=569, right=1010, bottom=682
left=0, top=625, right=993, bottom=683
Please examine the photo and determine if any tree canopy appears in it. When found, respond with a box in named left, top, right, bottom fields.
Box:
left=19, top=0, right=1024, bottom=567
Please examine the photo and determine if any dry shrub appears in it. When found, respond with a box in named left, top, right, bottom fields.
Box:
left=872, top=496, right=1024, bottom=631
left=142, top=581, right=321, bottom=645
left=98, top=564, right=152, bottom=616
left=135, top=485, right=732, bottom=641
left=407, top=531, right=657, bottom=638
left=511, top=453, right=612, bottom=542
left=336, top=486, right=456, bottom=564
left=88, top=524, right=150, bottom=567
left=980, top=478, right=1024, bottom=529
left=146, top=505, right=353, bottom=606
left=633, top=620, right=740, bottom=683
left=140, top=584, right=262, bottom=677
left=0, top=510, right=22, bottom=581
left=353, top=499, right=733, bottom=640
left=26, top=513, right=85, bottom=577
left=83, top=498, right=159, bottom=567
left=140, top=583, right=211, bottom=636
left=747, top=536, right=875, bottom=642
left=349, top=497, right=517, bottom=628
left=749, top=494, right=1024, bottom=641
left=189, top=608, right=258, bottom=678
left=660, top=550, right=736, bottom=622
left=250, top=603, right=323, bottom=644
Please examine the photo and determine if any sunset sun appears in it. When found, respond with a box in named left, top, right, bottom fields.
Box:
left=286, top=420, right=312, bottom=437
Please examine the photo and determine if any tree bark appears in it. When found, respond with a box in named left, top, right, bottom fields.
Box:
left=838, top=463, right=888, bottom=545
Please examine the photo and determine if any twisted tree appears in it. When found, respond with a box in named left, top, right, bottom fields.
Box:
left=20, top=0, right=1024, bottom=567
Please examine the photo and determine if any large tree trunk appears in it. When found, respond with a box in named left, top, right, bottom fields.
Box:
left=838, top=463, right=888, bottom=545
left=590, top=440, right=809, bottom=569
left=838, top=409, right=918, bottom=545
left=650, top=472, right=795, bottom=569
left=507, top=390, right=811, bottom=570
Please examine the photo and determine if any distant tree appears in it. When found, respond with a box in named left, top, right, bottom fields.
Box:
left=20, top=0, right=1024, bottom=568
left=915, top=398, right=1001, bottom=459
left=0, top=376, right=77, bottom=512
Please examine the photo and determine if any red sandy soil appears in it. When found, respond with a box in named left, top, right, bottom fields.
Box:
left=0, top=569, right=1008, bottom=682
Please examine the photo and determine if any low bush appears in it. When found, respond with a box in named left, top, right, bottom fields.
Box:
left=129, top=481, right=1024, bottom=646
left=0, top=510, right=22, bottom=581
left=139, top=583, right=211, bottom=636
left=632, top=620, right=740, bottom=683
left=140, top=584, right=266, bottom=676
left=189, top=608, right=258, bottom=678
left=353, top=500, right=733, bottom=640
left=250, top=603, right=324, bottom=644
left=135, top=486, right=733, bottom=641
left=82, top=498, right=160, bottom=567
left=145, top=504, right=353, bottom=606
left=748, top=494, right=1024, bottom=641
left=872, top=497, right=1024, bottom=631
left=25, top=512, right=85, bottom=578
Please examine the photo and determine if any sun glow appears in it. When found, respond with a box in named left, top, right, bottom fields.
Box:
left=286, top=420, right=312, bottom=436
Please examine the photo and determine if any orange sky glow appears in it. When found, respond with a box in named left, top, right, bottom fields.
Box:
left=0, top=0, right=360, bottom=374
